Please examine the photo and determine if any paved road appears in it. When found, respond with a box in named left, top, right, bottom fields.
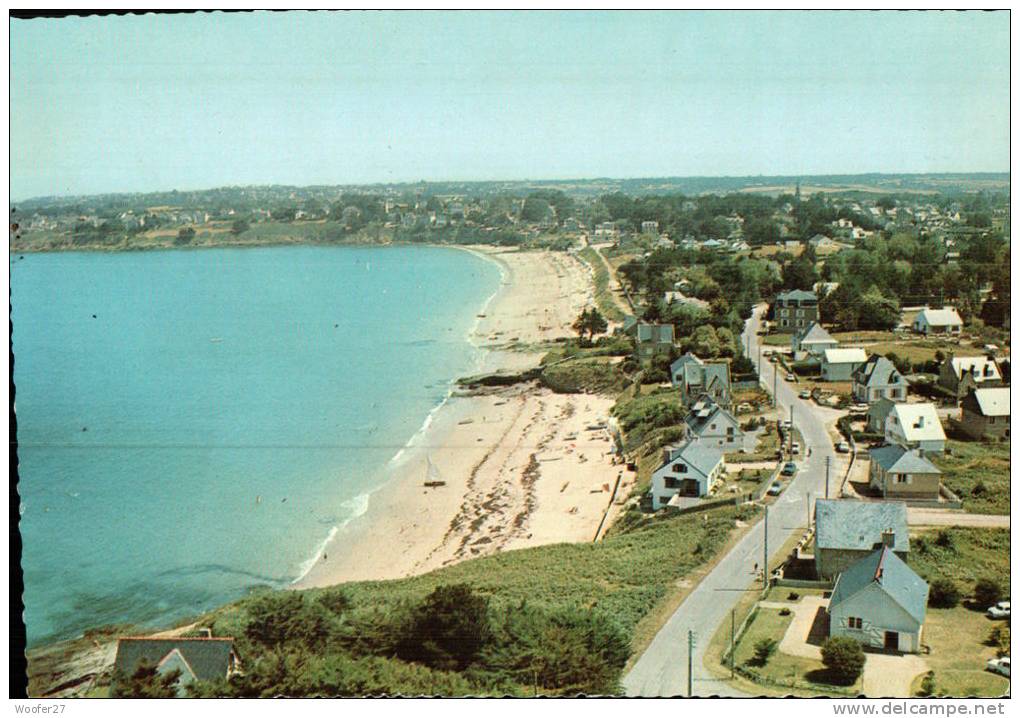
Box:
left=623, top=304, right=847, bottom=697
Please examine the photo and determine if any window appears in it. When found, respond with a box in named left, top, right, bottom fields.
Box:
left=780, top=319, right=789, bottom=327
left=710, top=423, right=717, bottom=430
left=664, top=477, right=679, bottom=489
left=848, top=617, right=863, bottom=630
left=895, top=474, right=911, bottom=484
left=672, top=463, right=687, bottom=473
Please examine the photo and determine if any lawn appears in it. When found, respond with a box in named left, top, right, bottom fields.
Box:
left=863, top=340, right=985, bottom=366
left=762, top=334, right=791, bottom=346
left=724, top=604, right=859, bottom=696
left=930, top=440, right=1010, bottom=515
left=909, top=606, right=1010, bottom=697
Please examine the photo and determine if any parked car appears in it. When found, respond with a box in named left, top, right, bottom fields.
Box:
left=791, top=442, right=801, bottom=455
left=836, top=441, right=850, bottom=453
left=987, top=657, right=1010, bottom=677
left=786, top=373, right=796, bottom=381
left=799, top=389, right=811, bottom=399
left=767, top=481, right=783, bottom=496
left=781, top=462, right=798, bottom=477
left=987, top=601, right=1011, bottom=619
left=768, top=355, right=779, bottom=363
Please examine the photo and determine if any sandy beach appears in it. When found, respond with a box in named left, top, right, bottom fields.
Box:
left=295, top=247, right=633, bottom=587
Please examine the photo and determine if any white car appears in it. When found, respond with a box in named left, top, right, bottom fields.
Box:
left=987, top=601, right=1011, bottom=619
left=791, top=442, right=801, bottom=455
left=799, top=389, right=811, bottom=399
left=987, top=657, right=1010, bottom=677
left=836, top=441, right=851, bottom=453
left=767, top=481, right=783, bottom=496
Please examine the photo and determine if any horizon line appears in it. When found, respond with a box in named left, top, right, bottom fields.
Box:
left=12, top=169, right=1011, bottom=205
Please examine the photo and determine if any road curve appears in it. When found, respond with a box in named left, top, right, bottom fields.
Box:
left=622, top=304, right=846, bottom=697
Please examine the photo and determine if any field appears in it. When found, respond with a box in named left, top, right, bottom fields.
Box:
left=907, top=526, right=1010, bottom=592
left=930, top=441, right=1010, bottom=515
left=909, top=606, right=1010, bottom=697
left=905, top=527, right=1010, bottom=697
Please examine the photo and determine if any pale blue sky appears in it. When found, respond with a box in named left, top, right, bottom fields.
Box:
left=10, top=10, right=1010, bottom=200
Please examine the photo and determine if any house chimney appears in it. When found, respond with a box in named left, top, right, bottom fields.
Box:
left=881, top=529, right=896, bottom=548
left=916, top=415, right=925, bottom=428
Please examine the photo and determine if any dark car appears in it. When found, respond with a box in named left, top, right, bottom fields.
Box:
left=781, top=462, right=798, bottom=477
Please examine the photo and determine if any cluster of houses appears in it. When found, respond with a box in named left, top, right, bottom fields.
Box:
left=644, top=352, right=747, bottom=511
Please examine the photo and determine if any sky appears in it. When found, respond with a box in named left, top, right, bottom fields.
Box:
left=9, top=10, right=1011, bottom=200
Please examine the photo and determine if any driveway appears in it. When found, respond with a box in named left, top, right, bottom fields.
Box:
left=760, top=596, right=929, bottom=697
left=760, top=596, right=829, bottom=659
left=907, top=509, right=1010, bottom=529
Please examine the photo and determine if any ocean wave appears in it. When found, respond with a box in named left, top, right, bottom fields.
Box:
left=290, top=491, right=372, bottom=585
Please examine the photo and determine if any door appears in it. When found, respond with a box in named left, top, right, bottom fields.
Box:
left=884, top=631, right=898, bottom=650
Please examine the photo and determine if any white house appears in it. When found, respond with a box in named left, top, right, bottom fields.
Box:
left=828, top=546, right=929, bottom=654
left=649, top=440, right=725, bottom=510
left=913, top=307, right=963, bottom=336
left=885, top=402, right=946, bottom=455
left=683, top=396, right=744, bottom=451
left=821, top=348, right=868, bottom=382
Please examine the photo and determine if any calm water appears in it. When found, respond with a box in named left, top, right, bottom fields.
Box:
left=11, top=245, right=501, bottom=646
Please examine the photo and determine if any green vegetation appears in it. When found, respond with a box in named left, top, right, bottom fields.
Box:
left=726, top=607, right=857, bottom=696
left=577, top=247, right=626, bottom=322
left=909, top=527, right=1009, bottom=601
left=571, top=307, right=609, bottom=344
left=820, top=637, right=866, bottom=686
left=113, top=661, right=181, bottom=698
left=196, top=505, right=750, bottom=696
left=540, top=356, right=627, bottom=395
left=931, top=441, right=1010, bottom=515
left=610, top=388, right=685, bottom=453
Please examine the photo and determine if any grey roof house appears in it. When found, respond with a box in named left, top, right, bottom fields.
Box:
left=683, top=395, right=744, bottom=452
left=113, top=637, right=240, bottom=696
left=813, top=499, right=910, bottom=580
left=624, top=320, right=675, bottom=358
left=670, top=353, right=732, bottom=408
left=648, top=439, right=725, bottom=510
left=868, top=444, right=941, bottom=501
left=828, top=546, right=929, bottom=653
left=791, top=322, right=838, bottom=360
left=852, top=355, right=908, bottom=404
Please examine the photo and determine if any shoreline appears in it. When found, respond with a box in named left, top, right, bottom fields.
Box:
left=293, top=246, right=632, bottom=589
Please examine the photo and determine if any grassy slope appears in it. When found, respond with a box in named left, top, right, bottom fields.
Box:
left=930, top=440, right=1010, bottom=515
left=210, top=505, right=754, bottom=651
left=576, top=247, right=627, bottom=322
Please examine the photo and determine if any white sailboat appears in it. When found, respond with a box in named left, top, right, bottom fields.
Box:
left=423, top=454, right=445, bottom=487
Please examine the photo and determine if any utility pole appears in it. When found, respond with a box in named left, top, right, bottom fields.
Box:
left=773, top=366, right=778, bottom=407
left=789, top=404, right=794, bottom=454
left=762, top=505, right=769, bottom=593
left=687, top=630, right=694, bottom=697
left=825, top=456, right=831, bottom=499
left=730, top=609, right=736, bottom=678
left=807, top=491, right=812, bottom=530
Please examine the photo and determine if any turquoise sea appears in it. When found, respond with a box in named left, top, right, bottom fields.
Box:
left=11, top=245, right=502, bottom=647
